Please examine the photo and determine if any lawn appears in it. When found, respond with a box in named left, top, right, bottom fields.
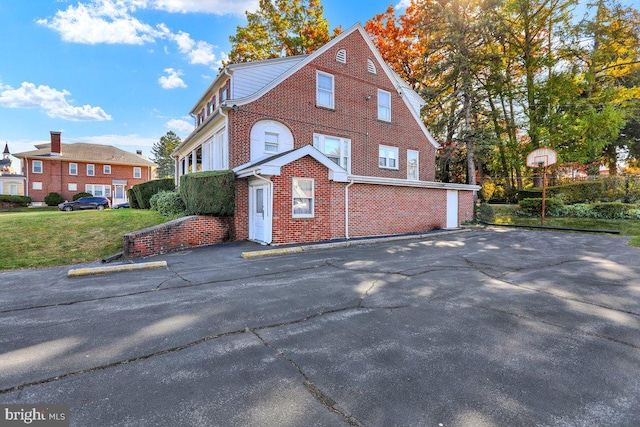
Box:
left=489, top=204, right=640, bottom=247
left=0, top=208, right=168, bottom=270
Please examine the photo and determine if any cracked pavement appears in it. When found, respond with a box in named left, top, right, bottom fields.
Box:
left=1, top=228, right=639, bottom=426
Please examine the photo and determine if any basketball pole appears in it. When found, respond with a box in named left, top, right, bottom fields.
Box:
left=541, top=164, right=547, bottom=226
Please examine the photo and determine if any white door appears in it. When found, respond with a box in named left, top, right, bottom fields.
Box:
left=249, top=183, right=271, bottom=244
left=113, top=184, right=127, bottom=205
left=446, top=190, right=459, bottom=229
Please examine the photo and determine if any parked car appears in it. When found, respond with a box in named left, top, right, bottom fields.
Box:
left=113, top=202, right=130, bottom=209
left=58, top=196, right=110, bottom=212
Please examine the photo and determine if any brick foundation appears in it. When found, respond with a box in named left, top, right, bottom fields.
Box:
left=123, top=215, right=233, bottom=258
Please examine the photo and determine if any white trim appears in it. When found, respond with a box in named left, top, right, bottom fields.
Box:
left=407, top=149, right=419, bottom=180
left=292, top=177, right=314, bottom=218
left=87, top=164, right=95, bottom=176
left=103, top=164, right=111, bottom=175
left=316, top=70, right=334, bottom=109
left=379, top=145, right=399, bottom=170
left=133, top=167, right=141, bottom=179
left=348, top=175, right=481, bottom=191
left=377, top=89, right=391, bottom=122
left=69, top=163, right=78, bottom=176
left=234, top=145, right=348, bottom=182
left=32, top=160, right=43, bottom=174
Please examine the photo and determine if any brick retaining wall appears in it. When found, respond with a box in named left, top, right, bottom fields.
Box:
left=123, top=215, right=232, bottom=258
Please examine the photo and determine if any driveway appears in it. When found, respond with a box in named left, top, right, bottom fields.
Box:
left=1, top=228, right=639, bottom=426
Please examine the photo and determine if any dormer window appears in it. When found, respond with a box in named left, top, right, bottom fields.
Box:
left=336, top=49, right=346, bottom=64
left=368, top=59, right=377, bottom=74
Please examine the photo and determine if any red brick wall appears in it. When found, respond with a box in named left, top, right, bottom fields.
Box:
left=123, top=215, right=233, bottom=258
left=270, top=156, right=345, bottom=244
left=458, top=190, right=475, bottom=224
left=227, top=30, right=436, bottom=181
left=347, top=184, right=448, bottom=237
left=24, top=158, right=152, bottom=203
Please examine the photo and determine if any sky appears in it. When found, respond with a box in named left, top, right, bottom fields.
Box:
left=0, top=0, right=414, bottom=173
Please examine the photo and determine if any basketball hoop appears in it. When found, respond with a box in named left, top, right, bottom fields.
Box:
left=526, top=148, right=558, bottom=226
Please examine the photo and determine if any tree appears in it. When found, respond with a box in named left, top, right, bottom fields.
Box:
left=227, top=0, right=341, bottom=64
left=152, top=131, right=181, bottom=179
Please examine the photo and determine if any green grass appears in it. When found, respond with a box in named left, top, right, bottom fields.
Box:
left=488, top=204, right=640, bottom=247
left=0, top=208, right=168, bottom=270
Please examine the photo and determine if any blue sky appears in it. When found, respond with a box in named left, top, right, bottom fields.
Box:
left=0, top=0, right=409, bottom=172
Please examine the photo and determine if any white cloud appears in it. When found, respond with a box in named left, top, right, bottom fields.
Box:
left=158, top=68, right=187, bottom=89
left=395, top=0, right=412, bottom=9
left=167, top=118, right=194, bottom=135
left=37, top=0, right=160, bottom=45
left=147, top=0, right=258, bottom=15
left=0, top=81, right=112, bottom=121
left=39, top=1, right=221, bottom=67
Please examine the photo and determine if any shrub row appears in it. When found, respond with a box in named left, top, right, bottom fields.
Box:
left=0, top=195, right=31, bottom=207
left=517, top=198, right=640, bottom=219
left=130, top=178, right=175, bottom=209
left=149, top=191, right=186, bottom=219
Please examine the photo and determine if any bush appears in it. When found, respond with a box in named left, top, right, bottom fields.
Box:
left=44, top=192, right=64, bottom=206
left=589, top=202, right=639, bottom=219
left=72, top=192, right=93, bottom=201
left=149, top=191, right=186, bottom=219
left=127, top=189, right=139, bottom=209
left=517, top=198, right=562, bottom=216
left=180, top=170, right=235, bottom=216
left=131, top=178, right=175, bottom=209
left=475, top=203, right=494, bottom=223
left=516, top=189, right=542, bottom=201
left=0, top=195, right=31, bottom=207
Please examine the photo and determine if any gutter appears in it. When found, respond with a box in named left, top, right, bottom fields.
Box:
left=347, top=175, right=481, bottom=191
left=345, top=180, right=355, bottom=239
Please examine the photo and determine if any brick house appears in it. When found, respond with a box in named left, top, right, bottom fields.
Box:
left=172, top=23, right=479, bottom=245
left=15, top=132, right=155, bottom=205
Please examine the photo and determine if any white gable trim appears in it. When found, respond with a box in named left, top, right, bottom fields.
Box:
left=234, top=145, right=349, bottom=182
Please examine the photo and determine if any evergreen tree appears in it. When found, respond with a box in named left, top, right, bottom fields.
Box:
left=152, top=131, right=181, bottom=179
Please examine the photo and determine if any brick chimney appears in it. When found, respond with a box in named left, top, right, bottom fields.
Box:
left=136, top=150, right=143, bottom=155
left=50, top=131, right=61, bottom=156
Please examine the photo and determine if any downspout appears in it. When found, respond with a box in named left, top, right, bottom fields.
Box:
left=345, top=180, right=355, bottom=239
left=252, top=170, right=273, bottom=244
left=24, top=158, right=29, bottom=198
left=221, top=67, right=233, bottom=170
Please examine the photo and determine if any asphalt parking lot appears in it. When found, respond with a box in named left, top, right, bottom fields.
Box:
left=1, top=227, right=639, bottom=426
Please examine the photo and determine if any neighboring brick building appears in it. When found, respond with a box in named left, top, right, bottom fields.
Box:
left=173, top=23, right=479, bottom=245
left=14, top=132, right=155, bottom=205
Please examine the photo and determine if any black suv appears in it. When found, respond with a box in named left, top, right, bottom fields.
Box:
left=58, top=196, right=110, bottom=211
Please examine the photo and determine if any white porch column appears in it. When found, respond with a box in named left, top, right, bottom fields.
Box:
left=191, top=150, right=197, bottom=173
left=184, top=156, right=189, bottom=174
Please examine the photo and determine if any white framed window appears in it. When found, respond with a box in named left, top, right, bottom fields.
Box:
left=133, top=167, right=141, bottom=179
left=32, top=160, right=43, bottom=174
left=313, top=134, right=351, bottom=173
left=367, top=59, right=377, bottom=74
left=316, top=71, right=334, bottom=109
left=68, top=183, right=77, bottom=192
left=85, top=184, right=111, bottom=197
left=87, top=164, right=95, bottom=176
left=69, top=163, right=78, bottom=175
left=336, top=49, right=346, bottom=64
left=379, top=145, right=398, bottom=169
left=32, top=182, right=42, bottom=190
left=104, top=165, right=111, bottom=174
left=407, top=150, right=419, bottom=180
left=292, top=178, right=314, bottom=218
left=264, top=132, right=279, bottom=154
left=378, top=89, right=391, bottom=121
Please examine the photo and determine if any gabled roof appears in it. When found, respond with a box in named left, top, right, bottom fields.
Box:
left=14, top=143, right=155, bottom=167
left=234, top=145, right=349, bottom=182
left=220, top=23, right=439, bottom=149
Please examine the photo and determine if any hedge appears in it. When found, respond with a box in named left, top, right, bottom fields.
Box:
left=149, top=190, right=186, bottom=219
left=131, top=178, right=175, bottom=209
left=179, top=170, right=235, bottom=216
left=516, top=181, right=604, bottom=204
left=127, top=188, right=139, bottom=209
left=518, top=198, right=563, bottom=216
left=0, top=195, right=31, bottom=207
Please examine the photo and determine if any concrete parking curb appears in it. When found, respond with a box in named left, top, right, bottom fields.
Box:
left=68, top=261, right=168, bottom=277
left=241, top=228, right=472, bottom=258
